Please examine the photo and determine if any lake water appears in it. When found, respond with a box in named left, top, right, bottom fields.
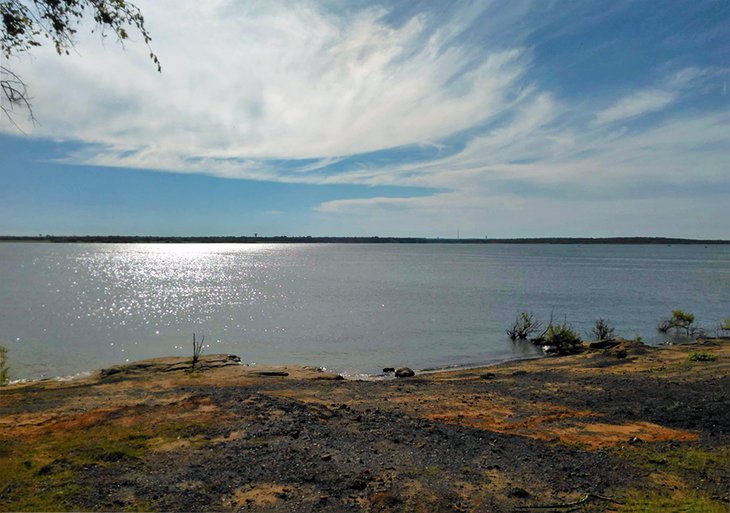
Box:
left=1, top=243, right=728, bottom=380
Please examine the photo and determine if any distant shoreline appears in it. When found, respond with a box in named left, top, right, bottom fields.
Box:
left=1, top=235, right=728, bottom=244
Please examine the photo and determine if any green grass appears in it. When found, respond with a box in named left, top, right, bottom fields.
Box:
left=688, top=352, right=718, bottom=362
left=617, top=445, right=730, bottom=475
left=620, top=492, right=726, bottom=513
left=0, top=416, right=213, bottom=511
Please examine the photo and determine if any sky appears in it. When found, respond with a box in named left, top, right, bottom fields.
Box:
left=1, top=0, right=729, bottom=238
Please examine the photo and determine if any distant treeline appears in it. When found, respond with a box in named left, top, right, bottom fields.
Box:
left=0, top=235, right=728, bottom=244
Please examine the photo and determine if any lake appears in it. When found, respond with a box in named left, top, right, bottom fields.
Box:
left=1, top=243, right=728, bottom=380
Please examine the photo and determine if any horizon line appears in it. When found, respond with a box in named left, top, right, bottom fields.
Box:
left=1, top=235, right=728, bottom=245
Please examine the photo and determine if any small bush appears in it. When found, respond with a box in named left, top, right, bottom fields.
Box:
left=716, top=318, right=730, bottom=337
left=657, top=309, right=696, bottom=337
left=506, top=312, right=542, bottom=340
left=191, top=333, right=205, bottom=371
left=688, top=352, right=717, bottom=362
left=544, top=321, right=582, bottom=355
left=0, top=346, right=9, bottom=385
left=589, top=319, right=615, bottom=341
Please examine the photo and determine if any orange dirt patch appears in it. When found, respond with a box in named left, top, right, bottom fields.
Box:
left=407, top=392, right=697, bottom=449
left=224, top=483, right=307, bottom=509
left=0, top=407, right=120, bottom=439
left=554, top=421, right=699, bottom=449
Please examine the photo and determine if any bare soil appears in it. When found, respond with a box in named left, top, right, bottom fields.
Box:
left=0, top=339, right=727, bottom=512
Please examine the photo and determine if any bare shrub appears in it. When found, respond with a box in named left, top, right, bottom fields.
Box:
left=507, top=312, right=542, bottom=340
left=590, top=319, right=615, bottom=341
left=191, top=333, right=205, bottom=371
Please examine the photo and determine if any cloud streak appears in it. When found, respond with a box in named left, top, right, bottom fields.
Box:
left=595, top=89, right=676, bottom=125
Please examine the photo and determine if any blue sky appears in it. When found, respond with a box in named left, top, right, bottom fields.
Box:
left=1, top=0, right=728, bottom=237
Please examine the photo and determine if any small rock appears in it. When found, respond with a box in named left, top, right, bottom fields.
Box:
left=507, top=487, right=530, bottom=499
left=614, top=349, right=628, bottom=359
left=321, top=453, right=332, bottom=461
left=383, top=367, right=395, bottom=373
left=589, top=339, right=618, bottom=349
left=395, top=367, right=415, bottom=378
left=350, top=479, right=368, bottom=491
left=480, top=372, right=496, bottom=380
left=255, top=371, right=289, bottom=376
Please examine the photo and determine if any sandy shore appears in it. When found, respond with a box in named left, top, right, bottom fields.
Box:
left=0, top=338, right=727, bottom=512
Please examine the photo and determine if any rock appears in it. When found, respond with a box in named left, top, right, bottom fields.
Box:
left=480, top=372, right=496, bottom=380
left=311, top=373, right=344, bottom=380
left=349, top=479, right=368, bottom=491
left=382, top=367, right=395, bottom=373
left=321, top=453, right=332, bottom=461
left=99, top=354, right=241, bottom=379
left=255, top=371, right=289, bottom=377
left=614, top=349, right=628, bottom=359
left=507, top=487, right=530, bottom=499
left=395, top=367, right=415, bottom=378
left=589, top=339, right=619, bottom=349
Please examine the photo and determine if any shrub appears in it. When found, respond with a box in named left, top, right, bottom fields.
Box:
left=657, top=309, right=696, bottom=337
left=717, top=318, right=730, bottom=337
left=0, top=346, right=9, bottom=386
left=544, top=321, right=582, bottom=355
left=191, top=333, right=205, bottom=371
left=506, top=312, right=542, bottom=340
left=688, top=352, right=717, bottom=362
left=590, top=319, right=615, bottom=341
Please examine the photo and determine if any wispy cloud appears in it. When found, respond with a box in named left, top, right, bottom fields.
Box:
left=4, top=1, right=526, bottom=161
left=594, top=89, right=676, bottom=125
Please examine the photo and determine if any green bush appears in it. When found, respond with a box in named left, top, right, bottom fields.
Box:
left=544, top=321, right=582, bottom=355
left=657, top=309, right=696, bottom=336
left=718, top=318, right=730, bottom=337
left=0, top=346, right=9, bottom=386
left=688, top=352, right=717, bottom=362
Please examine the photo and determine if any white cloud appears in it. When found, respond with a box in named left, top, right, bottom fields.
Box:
left=2, top=1, right=526, bottom=163
left=1, top=2, right=728, bottom=237
left=594, top=89, right=676, bottom=125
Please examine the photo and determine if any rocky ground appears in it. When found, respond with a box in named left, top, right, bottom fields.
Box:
left=0, top=339, right=727, bottom=512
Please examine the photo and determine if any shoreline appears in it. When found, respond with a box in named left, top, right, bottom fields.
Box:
left=8, top=352, right=548, bottom=385
left=1, top=338, right=727, bottom=512
left=0, top=336, right=697, bottom=386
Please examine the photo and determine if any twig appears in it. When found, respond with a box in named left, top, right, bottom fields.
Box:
left=515, top=493, right=623, bottom=509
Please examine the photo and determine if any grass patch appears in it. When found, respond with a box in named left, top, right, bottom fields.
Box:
left=688, top=352, right=718, bottom=362
left=421, top=465, right=442, bottom=477
left=0, top=415, right=213, bottom=511
left=618, top=444, right=729, bottom=475
left=620, top=492, right=726, bottom=513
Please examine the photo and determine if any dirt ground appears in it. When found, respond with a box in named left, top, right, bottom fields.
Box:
left=0, top=339, right=727, bottom=512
